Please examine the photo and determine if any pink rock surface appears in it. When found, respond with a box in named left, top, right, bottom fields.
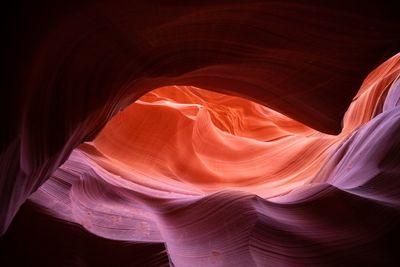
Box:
left=30, top=54, right=400, bottom=266
left=1, top=1, right=399, bottom=266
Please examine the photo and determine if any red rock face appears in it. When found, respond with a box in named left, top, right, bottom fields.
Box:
left=1, top=1, right=400, bottom=266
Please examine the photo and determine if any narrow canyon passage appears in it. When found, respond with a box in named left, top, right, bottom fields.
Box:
left=1, top=1, right=400, bottom=266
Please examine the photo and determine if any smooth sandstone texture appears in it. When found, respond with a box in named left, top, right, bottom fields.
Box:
left=1, top=1, right=400, bottom=266
left=28, top=54, right=400, bottom=266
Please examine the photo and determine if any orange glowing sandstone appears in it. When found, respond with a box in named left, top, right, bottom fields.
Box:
left=83, top=55, right=400, bottom=198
